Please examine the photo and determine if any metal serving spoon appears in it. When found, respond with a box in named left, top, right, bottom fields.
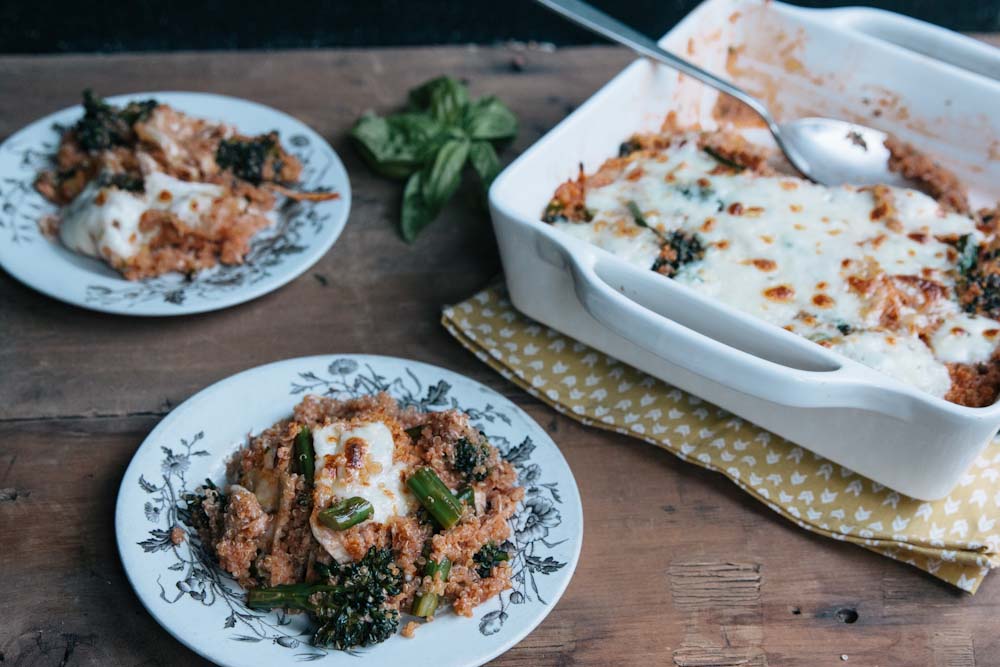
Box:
left=535, top=0, right=908, bottom=187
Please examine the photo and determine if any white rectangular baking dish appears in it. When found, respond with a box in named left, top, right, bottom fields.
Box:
left=489, top=0, right=1000, bottom=500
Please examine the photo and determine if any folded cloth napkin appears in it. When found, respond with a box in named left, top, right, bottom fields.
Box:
left=443, top=283, right=1000, bottom=593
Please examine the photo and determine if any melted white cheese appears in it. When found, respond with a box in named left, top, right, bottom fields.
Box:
left=553, top=137, right=999, bottom=398
left=931, top=312, right=1000, bottom=364
left=837, top=331, right=951, bottom=397
left=59, top=171, right=224, bottom=265
left=309, top=421, right=414, bottom=563
left=59, top=181, right=148, bottom=262
left=146, top=171, right=224, bottom=228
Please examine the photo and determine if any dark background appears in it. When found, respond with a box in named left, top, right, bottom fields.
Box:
left=2, top=0, right=997, bottom=54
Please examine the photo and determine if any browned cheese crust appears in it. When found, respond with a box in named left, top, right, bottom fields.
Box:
left=884, top=135, right=970, bottom=214
left=946, top=356, right=1000, bottom=408
left=542, top=130, right=771, bottom=224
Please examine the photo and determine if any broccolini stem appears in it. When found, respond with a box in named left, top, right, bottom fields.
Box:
left=703, top=145, right=747, bottom=171
left=626, top=200, right=665, bottom=241
left=407, top=467, right=463, bottom=529
left=246, top=583, right=342, bottom=611
left=318, top=496, right=374, bottom=531
left=411, top=557, right=452, bottom=618
left=295, top=425, right=314, bottom=483
left=455, top=486, right=475, bottom=507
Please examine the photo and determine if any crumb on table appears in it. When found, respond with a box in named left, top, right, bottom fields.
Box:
left=402, top=621, right=420, bottom=638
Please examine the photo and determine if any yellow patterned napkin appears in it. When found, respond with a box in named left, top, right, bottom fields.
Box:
left=442, top=284, right=1000, bottom=593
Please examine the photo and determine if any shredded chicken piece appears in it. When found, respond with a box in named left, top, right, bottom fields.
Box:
left=214, top=485, right=268, bottom=582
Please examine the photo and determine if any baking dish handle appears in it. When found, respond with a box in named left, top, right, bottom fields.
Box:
left=565, top=248, right=915, bottom=415
left=818, top=7, right=1000, bottom=82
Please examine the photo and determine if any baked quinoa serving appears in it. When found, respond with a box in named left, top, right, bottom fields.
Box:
left=35, top=90, right=337, bottom=280
left=545, top=129, right=1000, bottom=407
left=185, top=393, right=524, bottom=650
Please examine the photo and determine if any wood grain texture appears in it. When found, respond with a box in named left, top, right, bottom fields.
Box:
left=0, top=45, right=634, bottom=422
left=3, top=42, right=1000, bottom=666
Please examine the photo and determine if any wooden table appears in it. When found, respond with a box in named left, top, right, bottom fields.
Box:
left=3, top=42, right=1000, bottom=666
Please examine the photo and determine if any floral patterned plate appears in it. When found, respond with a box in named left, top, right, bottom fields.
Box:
left=115, top=355, right=582, bottom=666
left=0, top=92, right=350, bottom=316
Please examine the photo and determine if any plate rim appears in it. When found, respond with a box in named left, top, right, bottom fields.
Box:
left=0, top=90, right=352, bottom=317
left=114, top=353, right=583, bottom=667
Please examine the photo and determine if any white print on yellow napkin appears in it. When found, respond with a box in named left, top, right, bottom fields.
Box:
left=443, top=285, right=1000, bottom=593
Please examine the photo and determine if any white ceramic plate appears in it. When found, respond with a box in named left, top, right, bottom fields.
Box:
left=0, top=92, right=350, bottom=316
left=115, top=355, right=582, bottom=667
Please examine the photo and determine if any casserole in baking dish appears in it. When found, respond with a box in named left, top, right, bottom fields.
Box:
left=544, top=130, right=1000, bottom=407
left=488, top=0, right=1000, bottom=499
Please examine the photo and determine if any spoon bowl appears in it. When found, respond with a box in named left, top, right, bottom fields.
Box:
left=778, top=117, right=912, bottom=187
left=535, top=0, right=910, bottom=187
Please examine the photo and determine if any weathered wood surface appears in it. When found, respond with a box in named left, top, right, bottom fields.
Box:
left=3, top=43, right=1000, bottom=666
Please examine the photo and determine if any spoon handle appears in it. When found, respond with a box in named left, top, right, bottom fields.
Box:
left=533, top=0, right=777, bottom=130
left=533, top=0, right=816, bottom=177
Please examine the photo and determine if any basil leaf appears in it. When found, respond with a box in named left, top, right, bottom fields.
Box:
left=422, top=138, right=470, bottom=210
left=351, top=112, right=445, bottom=180
left=409, top=77, right=470, bottom=125
left=354, top=75, right=519, bottom=240
left=463, top=97, right=518, bottom=140
left=468, top=140, right=500, bottom=190
left=401, top=171, right=435, bottom=242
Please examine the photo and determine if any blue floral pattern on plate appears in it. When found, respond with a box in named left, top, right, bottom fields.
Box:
left=118, top=355, right=581, bottom=666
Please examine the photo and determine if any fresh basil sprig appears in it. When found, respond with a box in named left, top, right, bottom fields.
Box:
left=351, top=76, right=517, bottom=241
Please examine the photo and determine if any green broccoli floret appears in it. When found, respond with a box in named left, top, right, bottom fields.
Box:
left=97, top=171, right=145, bottom=193
left=215, top=135, right=279, bottom=184
left=541, top=200, right=568, bottom=223
left=247, top=546, right=402, bottom=650
left=73, top=89, right=156, bottom=151
left=541, top=199, right=593, bottom=223
left=651, top=229, right=706, bottom=277
left=452, top=434, right=492, bottom=483
left=625, top=200, right=706, bottom=277
left=180, top=478, right=226, bottom=538
left=473, top=542, right=510, bottom=578
left=953, top=234, right=1000, bottom=318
